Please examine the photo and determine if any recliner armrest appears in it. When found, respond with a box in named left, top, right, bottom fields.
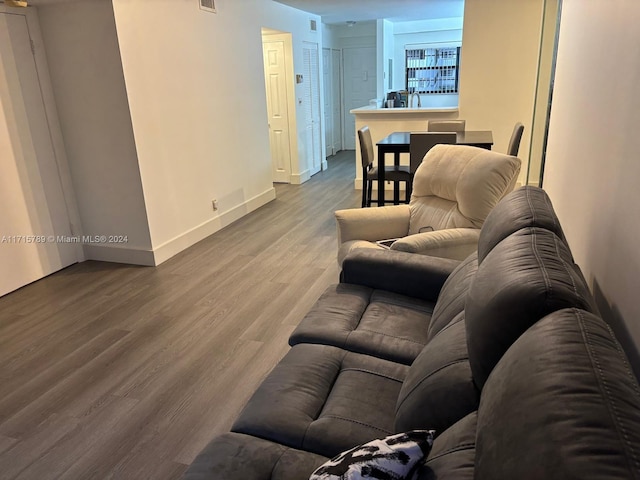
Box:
left=335, top=205, right=411, bottom=244
left=340, top=249, right=460, bottom=302
left=391, top=228, right=481, bottom=261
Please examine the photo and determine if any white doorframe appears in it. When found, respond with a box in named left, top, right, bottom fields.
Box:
left=332, top=48, right=343, bottom=154
left=0, top=6, right=82, bottom=297
left=322, top=47, right=333, bottom=159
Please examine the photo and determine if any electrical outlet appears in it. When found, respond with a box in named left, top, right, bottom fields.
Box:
left=212, top=199, right=218, bottom=211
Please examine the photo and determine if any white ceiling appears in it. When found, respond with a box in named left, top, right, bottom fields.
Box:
left=272, top=0, right=465, bottom=25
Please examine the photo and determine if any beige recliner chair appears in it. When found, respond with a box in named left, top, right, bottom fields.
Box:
left=335, top=144, right=522, bottom=265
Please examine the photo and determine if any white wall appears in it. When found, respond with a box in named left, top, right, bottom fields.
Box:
left=459, top=0, right=544, bottom=182
left=543, top=0, right=640, bottom=376
left=111, top=0, right=322, bottom=263
left=33, top=0, right=324, bottom=266
left=111, top=0, right=273, bottom=262
left=332, top=21, right=377, bottom=49
left=322, top=22, right=338, bottom=49
left=378, top=19, right=394, bottom=101
left=37, top=1, right=154, bottom=264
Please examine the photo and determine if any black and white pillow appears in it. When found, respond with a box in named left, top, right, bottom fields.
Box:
left=310, top=430, right=435, bottom=480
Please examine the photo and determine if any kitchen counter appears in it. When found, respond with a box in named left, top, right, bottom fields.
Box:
left=350, top=105, right=459, bottom=114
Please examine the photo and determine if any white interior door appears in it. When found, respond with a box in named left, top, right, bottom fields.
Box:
left=303, top=41, right=322, bottom=176
left=331, top=49, right=343, bottom=154
left=343, top=46, right=377, bottom=150
left=262, top=38, right=292, bottom=183
left=0, top=11, right=76, bottom=297
left=322, top=48, right=333, bottom=157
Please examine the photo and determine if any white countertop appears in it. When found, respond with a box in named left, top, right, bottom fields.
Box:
left=350, top=105, right=459, bottom=114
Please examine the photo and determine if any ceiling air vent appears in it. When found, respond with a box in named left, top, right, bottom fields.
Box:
left=199, top=0, right=216, bottom=13
left=310, top=19, right=317, bottom=32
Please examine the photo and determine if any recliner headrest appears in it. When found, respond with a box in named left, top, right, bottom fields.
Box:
left=411, top=145, right=521, bottom=228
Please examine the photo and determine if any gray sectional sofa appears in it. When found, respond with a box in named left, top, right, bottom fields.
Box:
left=185, top=186, right=640, bottom=480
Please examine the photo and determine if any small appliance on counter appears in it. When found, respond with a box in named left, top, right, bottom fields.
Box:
left=385, top=91, right=399, bottom=108
left=385, top=91, right=407, bottom=108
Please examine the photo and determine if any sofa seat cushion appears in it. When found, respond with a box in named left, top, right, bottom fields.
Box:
left=475, top=308, right=640, bottom=479
left=395, top=316, right=479, bottom=434
left=184, top=433, right=328, bottom=480
left=416, top=411, right=477, bottom=480
left=232, top=344, right=410, bottom=458
left=289, top=284, right=435, bottom=365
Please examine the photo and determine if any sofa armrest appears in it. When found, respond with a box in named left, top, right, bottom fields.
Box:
left=335, top=205, right=411, bottom=244
left=391, top=228, right=481, bottom=261
left=341, top=249, right=460, bottom=302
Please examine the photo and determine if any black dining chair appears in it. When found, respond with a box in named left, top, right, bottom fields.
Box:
left=427, top=119, right=466, bottom=132
left=507, top=122, right=525, bottom=156
left=359, top=126, right=412, bottom=207
left=408, top=132, right=457, bottom=198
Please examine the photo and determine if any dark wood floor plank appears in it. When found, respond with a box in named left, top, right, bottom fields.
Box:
left=0, top=151, right=360, bottom=479
left=0, top=328, right=131, bottom=425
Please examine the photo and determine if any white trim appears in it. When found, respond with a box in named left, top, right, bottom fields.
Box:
left=290, top=170, right=310, bottom=185
left=83, top=244, right=155, bottom=266
left=151, top=187, right=276, bottom=265
left=82, top=186, right=276, bottom=266
left=4, top=5, right=85, bottom=263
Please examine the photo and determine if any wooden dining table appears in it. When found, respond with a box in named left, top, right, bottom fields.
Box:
left=375, top=130, right=494, bottom=206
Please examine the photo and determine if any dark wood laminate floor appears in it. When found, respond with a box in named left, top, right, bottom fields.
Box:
left=0, top=151, right=359, bottom=479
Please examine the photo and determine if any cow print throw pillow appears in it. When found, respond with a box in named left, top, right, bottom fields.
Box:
left=309, top=430, right=435, bottom=480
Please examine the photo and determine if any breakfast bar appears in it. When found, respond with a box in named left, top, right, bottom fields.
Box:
left=350, top=105, right=462, bottom=195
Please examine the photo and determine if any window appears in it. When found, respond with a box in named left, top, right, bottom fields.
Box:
left=405, top=46, right=460, bottom=94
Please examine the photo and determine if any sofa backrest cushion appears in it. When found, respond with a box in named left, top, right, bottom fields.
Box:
left=477, top=185, right=567, bottom=264
left=408, top=145, right=521, bottom=234
left=466, top=227, right=597, bottom=390
left=475, top=308, right=640, bottom=479
left=427, top=252, right=478, bottom=340
left=395, top=315, right=479, bottom=434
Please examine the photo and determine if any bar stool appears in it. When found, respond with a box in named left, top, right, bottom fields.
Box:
left=359, top=126, right=411, bottom=207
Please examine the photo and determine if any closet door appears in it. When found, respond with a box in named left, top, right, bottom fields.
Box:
left=302, top=41, right=322, bottom=175
left=0, top=10, right=77, bottom=297
left=342, top=46, right=376, bottom=150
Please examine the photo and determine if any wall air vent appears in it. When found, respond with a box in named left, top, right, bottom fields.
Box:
left=310, top=19, right=317, bottom=32
left=199, top=0, right=216, bottom=13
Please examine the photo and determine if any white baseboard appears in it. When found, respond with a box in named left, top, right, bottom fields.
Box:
left=82, top=187, right=276, bottom=266
left=83, top=243, right=156, bottom=266
left=291, top=170, right=310, bottom=185
left=151, top=187, right=277, bottom=265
